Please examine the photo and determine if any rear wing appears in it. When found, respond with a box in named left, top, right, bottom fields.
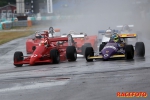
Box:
left=98, top=30, right=106, bottom=33
left=98, top=30, right=119, bottom=34
left=117, top=25, right=134, bottom=28
left=119, top=33, right=137, bottom=38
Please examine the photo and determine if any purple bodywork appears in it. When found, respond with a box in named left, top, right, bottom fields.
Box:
left=101, top=43, right=119, bottom=60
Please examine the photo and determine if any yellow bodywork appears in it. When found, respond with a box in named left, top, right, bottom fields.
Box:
left=119, top=33, right=137, bottom=38
left=88, top=55, right=125, bottom=59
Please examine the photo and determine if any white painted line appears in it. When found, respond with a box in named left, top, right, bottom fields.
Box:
left=0, top=80, right=69, bottom=93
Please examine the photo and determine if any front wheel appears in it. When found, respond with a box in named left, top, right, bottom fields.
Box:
left=14, top=51, right=24, bottom=67
left=81, top=43, right=92, bottom=56
left=66, top=46, right=77, bottom=61
left=50, top=49, right=60, bottom=64
left=125, top=45, right=134, bottom=60
left=99, top=44, right=105, bottom=52
left=85, top=47, right=94, bottom=62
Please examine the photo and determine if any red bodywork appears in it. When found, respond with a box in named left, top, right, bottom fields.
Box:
left=74, top=35, right=98, bottom=54
left=26, top=31, right=49, bottom=54
left=15, top=34, right=69, bottom=66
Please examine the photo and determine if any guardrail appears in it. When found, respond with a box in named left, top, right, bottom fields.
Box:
left=0, top=20, right=32, bottom=30
left=0, top=15, right=84, bottom=30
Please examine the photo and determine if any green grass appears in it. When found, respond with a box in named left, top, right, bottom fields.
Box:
left=0, top=31, right=34, bottom=45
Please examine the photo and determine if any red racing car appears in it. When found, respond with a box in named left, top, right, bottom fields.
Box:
left=61, top=31, right=98, bottom=55
left=14, top=33, right=77, bottom=67
left=26, top=27, right=61, bottom=54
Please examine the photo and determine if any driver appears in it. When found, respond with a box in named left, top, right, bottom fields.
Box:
left=57, top=41, right=64, bottom=46
left=110, top=33, right=121, bottom=43
left=35, top=33, right=42, bottom=39
left=105, top=29, right=112, bottom=37
left=110, top=33, right=125, bottom=48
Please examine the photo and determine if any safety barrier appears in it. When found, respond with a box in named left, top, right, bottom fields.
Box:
left=27, top=15, right=84, bottom=21
left=0, top=23, right=2, bottom=30
left=0, top=20, right=32, bottom=30
left=0, top=15, right=84, bottom=30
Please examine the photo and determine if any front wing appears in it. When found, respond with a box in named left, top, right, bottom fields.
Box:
left=88, top=54, right=125, bottom=59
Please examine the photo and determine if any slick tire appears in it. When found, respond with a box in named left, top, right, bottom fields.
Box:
left=99, top=44, right=105, bottom=52
left=50, top=49, right=60, bottom=64
left=135, top=42, right=145, bottom=57
left=82, top=43, right=92, bottom=56
left=66, top=46, right=77, bottom=61
left=85, top=47, right=94, bottom=62
left=125, top=45, right=134, bottom=60
left=14, top=51, right=23, bottom=67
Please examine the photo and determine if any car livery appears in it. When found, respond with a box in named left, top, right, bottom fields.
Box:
left=61, top=30, right=97, bottom=56
left=85, top=33, right=145, bottom=61
left=14, top=33, right=77, bottom=67
left=26, top=27, right=61, bottom=54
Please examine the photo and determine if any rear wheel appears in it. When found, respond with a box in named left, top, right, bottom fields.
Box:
left=14, top=51, right=23, bottom=67
left=66, top=46, right=77, bottom=61
left=50, top=49, right=60, bottom=64
left=85, top=47, right=94, bottom=62
left=125, top=45, right=134, bottom=60
left=135, top=42, right=145, bottom=57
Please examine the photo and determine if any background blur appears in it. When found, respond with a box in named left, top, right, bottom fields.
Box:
left=0, top=0, right=150, bottom=34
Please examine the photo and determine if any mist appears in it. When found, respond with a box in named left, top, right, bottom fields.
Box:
left=37, top=0, right=150, bottom=35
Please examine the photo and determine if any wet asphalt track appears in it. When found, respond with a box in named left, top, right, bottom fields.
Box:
left=0, top=32, right=150, bottom=100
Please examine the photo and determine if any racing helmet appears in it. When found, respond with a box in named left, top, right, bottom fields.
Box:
left=111, top=34, right=119, bottom=43
left=105, top=29, right=112, bottom=37
left=35, top=33, right=42, bottom=38
left=106, top=29, right=112, bottom=33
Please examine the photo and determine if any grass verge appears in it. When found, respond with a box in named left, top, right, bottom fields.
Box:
left=0, top=31, right=34, bottom=45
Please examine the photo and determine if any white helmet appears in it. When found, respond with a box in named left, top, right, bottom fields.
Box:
left=106, top=29, right=112, bottom=33
left=105, top=29, right=112, bottom=37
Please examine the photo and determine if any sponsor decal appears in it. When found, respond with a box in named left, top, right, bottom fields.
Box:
left=31, top=54, right=37, bottom=58
left=106, top=51, right=109, bottom=53
left=103, top=46, right=116, bottom=50
left=117, top=92, right=148, bottom=98
left=104, top=54, right=108, bottom=57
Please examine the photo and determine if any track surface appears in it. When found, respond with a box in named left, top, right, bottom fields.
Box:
left=0, top=32, right=150, bottom=100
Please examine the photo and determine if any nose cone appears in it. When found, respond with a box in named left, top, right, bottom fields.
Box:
left=101, top=48, right=116, bottom=60
left=30, top=54, right=38, bottom=65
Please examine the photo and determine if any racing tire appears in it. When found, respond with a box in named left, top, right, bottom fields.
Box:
left=81, top=43, right=92, bottom=56
left=99, top=44, right=105, bottom=52
left=135, top=42, right=145, bottom=57
left=50, top=49, right=60, bottom=64
left=14, top=51, right=23, bottom=67
left=125, top=45, right=134, bottom=60
left=85, top=47, right=94, bottom=62
left=66, top=46, right=77, bottom=61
